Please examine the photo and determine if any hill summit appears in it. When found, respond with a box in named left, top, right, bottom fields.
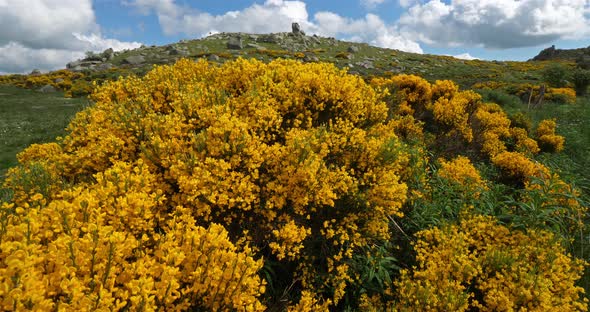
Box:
left=530, top=44, right=590, bottom=68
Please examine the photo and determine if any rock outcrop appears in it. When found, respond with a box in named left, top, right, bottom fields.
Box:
left=292, top=22, right=305, bottom=36
left=530, top=44, right=590, bottom=62
left=122, top=55, right=145, bottom=65
left=227, top=36, right=243, bottom=49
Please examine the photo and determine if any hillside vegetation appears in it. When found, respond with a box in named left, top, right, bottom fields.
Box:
left=0, top=33, right=589, bottom=311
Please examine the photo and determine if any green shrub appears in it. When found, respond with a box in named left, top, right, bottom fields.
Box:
left=542, top=63, right=570, bottom=88
left=572, top=68, right=590, bottom=96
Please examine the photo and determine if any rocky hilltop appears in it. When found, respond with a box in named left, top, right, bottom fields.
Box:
left=530, top=44, right=590, bottom=68
left=52, top=24, right=587, bottom=90
left=66, top=23, right=354, bottom=72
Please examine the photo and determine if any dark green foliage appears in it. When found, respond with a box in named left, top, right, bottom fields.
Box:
left=542, top=63, right=570, bottom=87
left=476, top=88, right=522, bottom=111
left=572, top=68, right=590, bottom=96
left=509, top=112, right=533, bottom=133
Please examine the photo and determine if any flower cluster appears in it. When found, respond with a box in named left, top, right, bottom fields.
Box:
left=509, top=127, right=540, bottom=155
left=547, top=87, right=577, bottom=104
left=492, top=151, right=550, bottom=184
left=472, top=103, right=512, bottom=157
left=437, top=156, right=487, bottom=195
left=394, top=215, right=587, bottom=311
left=0, top=161, right=265, bottom=311
left=536, top=119, right=565, bottom=152
left=269, top=220, right=311, bottom=260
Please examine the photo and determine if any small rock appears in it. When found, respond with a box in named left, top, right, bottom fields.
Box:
left=95, top=63, right=114, bottom=71
left=30, top=69, right=41, bottom=75
left=54, top=78, right=64, bottom=83
left=37, top=84, right=57, bottom=93
left=292, top=22, right=305, bottom=35
left=227, top=36, right=243, bottom=49
left=66, top=60, right=82, bottom=69
left=347, top=46, right=360, bottom=53
left=257, top=34, right=279, bottom=44
left=356, top=60, right=374, bottom=69
left=102, top=48, right=114, bottom=60
left=303, top=55, right=319, bottom=62
left=169, top=48, right=188, bottom=56
left=208, top=54, right=220, bottom=61
left=246, top=43, right=267, bottom=51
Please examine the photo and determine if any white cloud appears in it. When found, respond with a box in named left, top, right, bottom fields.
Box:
left=125, top=0, right=423, bottom=53
left=0, top=42, right=83, bottom=74
left=398, top=0, right=418, bottom=8
left=452, top=53, right=478, bottom=60
left=127, top=0, right=310, bottom=36
left=312, top=13, right=423, bottom=52
left=0, top=0, right=142, bottom=74
left=361, top=0, right=387, bottom=9
left=398, top=0, right=590, bottom=49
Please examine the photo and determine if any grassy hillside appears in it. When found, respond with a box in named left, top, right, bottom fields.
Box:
left=1, top=32, right=576, bottom=92
left=0, top=85, right=88, bottom=179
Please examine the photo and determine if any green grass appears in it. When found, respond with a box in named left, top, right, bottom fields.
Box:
left=0, top=85, right=88, bottom=179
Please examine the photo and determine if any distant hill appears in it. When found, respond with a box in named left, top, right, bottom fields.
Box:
left=530, top=45, right=590, bottom=67
left=57, top=29, right=565, bottom=89
left=3, top=27, right=583, bottom=91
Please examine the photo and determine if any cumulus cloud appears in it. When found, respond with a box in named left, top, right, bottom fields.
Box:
left=126, top=0, right=423, bottom=53
left=312, top=12, right=423, bottom=52
left=0, top=42, right=83, bottom=74
left=0, top=0, right=142, bottom=74
left=452, top=53, right=478, bottom=60
left=127, top=0, right=310, bottom=36
left=361, top=0, right=387, bottom=9
left=398, top=0, right=418, bottom=8
left=398, top=0, right=590, bottom=49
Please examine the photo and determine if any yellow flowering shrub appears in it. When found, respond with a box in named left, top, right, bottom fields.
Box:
left=395, top=215, right=587, bottom=311
left=372, top=74, right=432, bottom=116
left=471, top=81, right=507, bottom=90
left=373, top=76, right=485, bottom=154
left=2, top=56, right=581, bottom=310
left=0, top=161, right=265, bottom=311
left=431, top=88, right=480, bottom=143
left=293, top=52, right=306, bottom=59
left=509, top=127, right=540, bottom=155
left=472, top=103, right=512, bottom=157
left=3, top=58, right=417, bottom=308
left=437, top=156, right=487, bottom=194
left=536, top=119, right=565, bottom=152
left=500, top=83, right=575, bottom=104
left=0, top=69, right=96, bottom=97
left=547, top=87, right=577, bottom=104
left=492, top=151, right=550, bottom=184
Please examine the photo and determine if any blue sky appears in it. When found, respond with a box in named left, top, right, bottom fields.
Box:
left=1, top=0, right=589, bottom=73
